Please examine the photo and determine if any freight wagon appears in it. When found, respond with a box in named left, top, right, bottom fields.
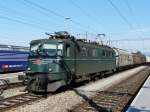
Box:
left=113, top=48, right=133, bottom=70
left=132, top=52, right=146, bottom=65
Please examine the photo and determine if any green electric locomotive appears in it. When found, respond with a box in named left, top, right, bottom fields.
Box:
left=19, top=31, right=116, bottom=92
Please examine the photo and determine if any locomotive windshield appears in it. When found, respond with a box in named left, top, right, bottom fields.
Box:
left=29, top=43, right=63, bottom=57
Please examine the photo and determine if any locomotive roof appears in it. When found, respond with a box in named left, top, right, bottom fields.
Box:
left=31, top=31, right=113, bottom=50
left=30, top=38, right=113, bottom=50
left=30, top=38, right=63, bottom=44
left=113, top=47, right=132, bottom=55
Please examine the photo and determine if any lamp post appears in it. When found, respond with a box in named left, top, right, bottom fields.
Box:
left=65, top=17, right=71, bottom=33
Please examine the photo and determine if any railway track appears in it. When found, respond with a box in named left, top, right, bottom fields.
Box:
left=69, top=67, right=150, bottom=112
left=0, top=66, right=148, bottom=112
left=0, top=93, right=44, bottom=112
left=0, top=82, right=24, bottom=95
left=6, top=82, right=23, bottom=89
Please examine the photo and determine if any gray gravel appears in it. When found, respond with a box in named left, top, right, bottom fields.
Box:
left=0, top=72, right=24, bottom=85
left=7, top=90, right=85, bottom=112
left=1, top=86, right=26, bottom=99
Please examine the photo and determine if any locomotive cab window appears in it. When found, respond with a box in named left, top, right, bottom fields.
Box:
left=57, top=44, right=63, bottom=56
left=29, top=43, right=63, bottom=57
left=40, top=43, right=57, bottom=56
left=66, top=44, right=70, bottom=57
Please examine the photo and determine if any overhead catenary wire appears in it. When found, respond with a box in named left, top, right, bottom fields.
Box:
left=107, top=0, right=145, bottom=42
left=110, top=37, right=150, bottom=52
left=23, top=0, right=98, bottom=33
left=0, top=0, right=97, bottom=41
left=0, top=14, right=43, bottom=45
left=67, top=0, right=106, bottom=29
left=107, top=0, right=133, bottom=29
left=123, top=0, right=133, bottom=14
left=0, top=15, right=50, bottom=31
left=14, top=0, right=65, bottom=27
left=122, top=0, right=141, bottom=27
left=23, top=0, right=65, bottom=18
left=0, top=2, right=65, bottom=30
left=0, top=15, right=36, bottom=27
left=110, top=37, right=150, bottom=42
left=121, top=0, right=144, bottom=39
left=0, top=1, right=97, bottom=40
left=23, top=0, right=89, bottom=30
left=20, top=0, right=100, bottom=35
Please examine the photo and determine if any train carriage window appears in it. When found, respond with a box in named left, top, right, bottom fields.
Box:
left=102, top=50, right=105, bottom=57
left=110, top=51, right=112, bottom=57
left=0, top=47, right=9, bottom=50
left=110, top=52, right=112, bottom=57
left=108, top=51, right=110, bottom=56
left=87, top=48, right=91, bottom=56
left=92, top=49, right=97, bottom=57
left=66, top=44, right=70, bottom=57
left=112, top=52, right=115, bottom=57
left=81, top=47, right=88, bottom=56
left=0, top=45, right=29, bottom=51
left=106, top=51, right=109, bottom=57
left=0, top=45, right=11, bottom=50
left=109, top=51, right=112, bottom=57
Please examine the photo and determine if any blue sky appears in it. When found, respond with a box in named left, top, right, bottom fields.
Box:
left=0, top=0, right=150, bottom=53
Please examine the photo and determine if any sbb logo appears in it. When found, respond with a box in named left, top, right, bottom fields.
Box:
left=33, top=59, right=42, bottom=65
left=2, top=64, right=9, bottom=69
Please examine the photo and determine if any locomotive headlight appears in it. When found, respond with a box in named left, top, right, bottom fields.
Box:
left=27, top=67, right=31, bottom=71
left=49, top=68, right=52, bottom=72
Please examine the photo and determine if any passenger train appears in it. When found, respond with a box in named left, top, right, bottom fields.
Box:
left=0, top=45, right=29, bottom=73
left=18, top=31, right=146, bottom=93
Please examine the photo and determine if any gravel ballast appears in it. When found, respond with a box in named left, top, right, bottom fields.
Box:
left=1, top=86, right=26, bottom=98
left=7, top=90, right=84, bottom=112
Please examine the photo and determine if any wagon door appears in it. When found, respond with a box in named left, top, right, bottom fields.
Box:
left=63, top=42, right=76, bottom=82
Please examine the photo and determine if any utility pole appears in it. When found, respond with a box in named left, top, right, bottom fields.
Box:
left=85, top=31, right=88, bottom=40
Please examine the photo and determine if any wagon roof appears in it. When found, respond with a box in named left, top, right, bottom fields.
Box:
left=113, top=47, right=132, bottom=55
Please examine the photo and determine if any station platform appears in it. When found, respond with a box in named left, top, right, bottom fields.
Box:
left=127, top=75, right=150, bottom=112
